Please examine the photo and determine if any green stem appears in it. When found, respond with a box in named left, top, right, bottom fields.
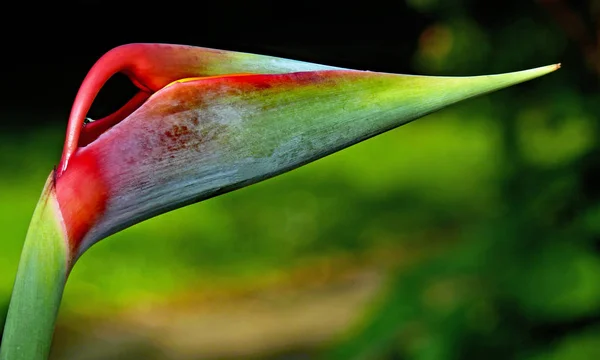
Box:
left=0, top=174, right=69, bottom=360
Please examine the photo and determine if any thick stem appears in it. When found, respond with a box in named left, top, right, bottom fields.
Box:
left=0, top=173, right=69, bottom=360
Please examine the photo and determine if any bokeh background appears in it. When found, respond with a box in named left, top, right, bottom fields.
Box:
left=1, top=0, right=599, bottom=359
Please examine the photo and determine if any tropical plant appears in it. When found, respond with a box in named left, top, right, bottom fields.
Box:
left=0, top=43, right=559, bottom=360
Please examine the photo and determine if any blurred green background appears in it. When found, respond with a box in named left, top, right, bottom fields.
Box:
left=2, top=0, right=600, bottom=359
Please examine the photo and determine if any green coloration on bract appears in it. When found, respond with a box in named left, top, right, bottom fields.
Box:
left=228, top=66, right=562, bottom=159
left=0, top=174, right=68, bottom=360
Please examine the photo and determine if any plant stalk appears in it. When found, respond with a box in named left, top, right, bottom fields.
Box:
left=0, top=174, right=69, bottom=360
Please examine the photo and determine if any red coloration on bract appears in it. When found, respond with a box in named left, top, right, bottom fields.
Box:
left=79, top=91, right=151, bottom=147
left=54, top=44, right=233, bottom=246
left=54, top=45, right=355, bottom=252
left=163, top=124, right=195, bottom=152
left=55, top=44, right=262, bottom=248
left=165, top=70, right=365, bottom=101
left=55, top=148, right=108, bottom=254
left=59, top=43, right=241, bottom=174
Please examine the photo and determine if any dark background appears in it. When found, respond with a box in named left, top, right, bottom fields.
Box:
left=2, top=0, right=569, bottom=124
left=2, top=1, right=600, bottom=359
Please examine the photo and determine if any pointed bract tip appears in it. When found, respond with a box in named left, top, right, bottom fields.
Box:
left=532, top=63, right=561, bottom=74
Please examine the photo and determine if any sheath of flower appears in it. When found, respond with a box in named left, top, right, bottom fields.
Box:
left=0, top=43, right=559, bottom=360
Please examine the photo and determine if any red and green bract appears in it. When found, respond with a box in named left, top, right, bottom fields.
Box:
left=0, top=42, right=559, bottom=360
left=51, top=43, right=560, bottom=261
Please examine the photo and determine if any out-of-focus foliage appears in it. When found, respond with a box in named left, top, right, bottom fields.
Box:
left=326, top=1, right=600, bottom=359
left=1, top=0, right=599, bottom=359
